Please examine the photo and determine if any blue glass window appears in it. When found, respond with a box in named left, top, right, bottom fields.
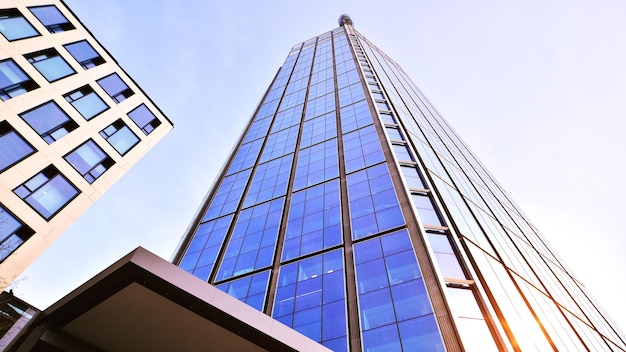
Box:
left=0, top=205, right=34, bottom=262
left=29, top=5, right=74, bottom=33
left=412, top=193, right=444, bottom=226
left=216, top=198, right=284, bottom=281
left=259, top=125, right=299, bottom=162
left=340, top=100, right=373, bottom=133
left=398, top=315, right=445, bottom=351
left=279, top=89, right=307, bottom=112
left=380, top=112, right=396, bottom=125
left=0, top=9, right=39, bottom=41
left=343, top=125, right=385, bottom=174
left=64, top=139, right=114, bottom=184
left=179, top=215, right=234, bottom=281
left=0, top=121, right=35, bottom=172
left=128, top=104, right=161, bottom=135
left=392, top=143, right=414, bottom=162
left=270, top=104, right=303, bottom=133
left=226, top=139, right=263, bottom=175
left=254, top=99, right=280, bottom=121
left=338, top=83, right=366, bottom=107
left=25, top=48, right=75, bottom=82
left=97, top=73, right=134, bottom=103
left=293, top=139, right=338, bottom=190
left=308, top=78, right=334, bottom=99
left=305, top=93, right=335, bottom=120
left=273, top=250, right=347, bottom=350
left=347, top=164, right=404, bottom=239
left=336, top=70, right=360, bottom=89
left=13, top=165, right=79, bottom=220
left=100, top=119, right=140, bottom=156
left=243, top=154, right=293, bottom=207
left=63, top=40, right=105, bottom=69
left=400, top=165, right=425, bottom=189
left=243, top=117, right=273, bottom=143
left=0, top=59, right=38, bottom=100
left=20, top=100, right=78, bottom=144
left=354, top=230, right=444, bottom=351
left=202, top=169, right=252, bottom=222
left=217, top=270, right=270, bottom=312
left=300, top=111, right=337, bottom=149
left=386, top=127, right=404, bottom=141
left=64, top=85, right=109, bottom=120
left=283, top=180, right=342, bottom=261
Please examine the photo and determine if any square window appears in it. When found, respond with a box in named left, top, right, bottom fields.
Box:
left=29, top=5, right=74, bottom=33
left=63, top=40, right=105, bottom=69
left=0, top=8, right=40, bottom=41
left=13, top=165, right=79, bottom=220
left=25, top=48, right=75, bottom=82
left=0, top=59, right=39, bottom=100
left=0, top=205, right=34, bottom=262
left=97, top=73, right=134, bottom=103
left=128, top=104, right=161, bottom=135
left=0, top=121, right=36, bottom=172
left=64, top=85, right=108, bottom=120
left=64, top=139, right=114, bottom=184
left=100, top=119, right=140, bottom=156
left=20, top=100, right=78, bottom=144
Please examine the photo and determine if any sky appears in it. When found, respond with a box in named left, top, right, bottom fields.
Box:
left=12, top=0, right=626, bottom=333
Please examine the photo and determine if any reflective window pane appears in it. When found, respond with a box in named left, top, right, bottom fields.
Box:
left=13, top=165, right=79, bottom=220
left=29, top=5, right=74, bottom=33
left=0, top=205, right=34, bottom=262
left=64, top=40, right=105, bottom=69
left=127, top=104, right=161, bottom=135
left=97, top=73, right=134, bottom=103
left=64, top=85, right=109, bottom=120
left=0, top=121, right=35, bottom=172
left=100, top=119, right=140, bottom=156
left=64, top=139, right=114, bottom=184
left=0, top=9, right=39, bottom=41
left=20, top=100, right=78, bottom=143
left=25, top=48, right=75, bottom=82
left=0, top=59, right=38, bottom=100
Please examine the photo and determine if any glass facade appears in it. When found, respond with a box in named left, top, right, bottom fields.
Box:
left=175, top=17, right=626, bottom=352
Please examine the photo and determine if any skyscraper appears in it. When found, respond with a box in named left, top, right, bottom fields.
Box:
left=0, top=0, right=172, bottom=285
left=174, top=15, right=625, bottom=351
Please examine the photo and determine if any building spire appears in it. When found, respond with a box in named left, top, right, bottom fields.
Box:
left=338, top=14, right=353, bottom=27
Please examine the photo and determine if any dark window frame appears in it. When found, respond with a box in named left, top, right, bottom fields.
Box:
left=99, top=119, right=140, bottom=156
left=0, top=121, right=36, bottom=172
left=25, top=47, right=76, bottom=83
left=0, top=204, right=35, bottom=263
left=19, top=100, right=78, bottom=144
left=127, top=104, right=162, bottom=135
left=63, top=40, right=106, bottom=70
left=63, top=85, right=109, bottom=120
left=96, top=73, right=134, bottom=103
left=0, top=8, right=40, bottom=41
left=28, top=5, right=75, bottom=33
left=13, top=165, right=80, bottom=220
left=63, top=139, right=115, bottom=184
left=0, top=59, right=39, bottom=101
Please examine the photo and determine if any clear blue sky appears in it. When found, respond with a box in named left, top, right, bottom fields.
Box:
left=14, top=0, right=626, bottom=332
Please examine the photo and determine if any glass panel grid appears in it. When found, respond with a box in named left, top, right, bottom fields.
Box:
left=347, top=164, right=404, bottom=240
left=283, top=179, right=342, bottom=261
left=273, top=249, right=347, bottom=349
left=243, top=154, right=293, bottom=207
left=293, top=139, right=338, bottom=190
left=354, top=230, right=443, bottom=351
left=216, top=198, right=284, bottom=281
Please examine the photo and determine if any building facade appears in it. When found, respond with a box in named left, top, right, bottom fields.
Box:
left=0, top=0, right=172, bottom=285
left=174, top=15, right=624, bottom=351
